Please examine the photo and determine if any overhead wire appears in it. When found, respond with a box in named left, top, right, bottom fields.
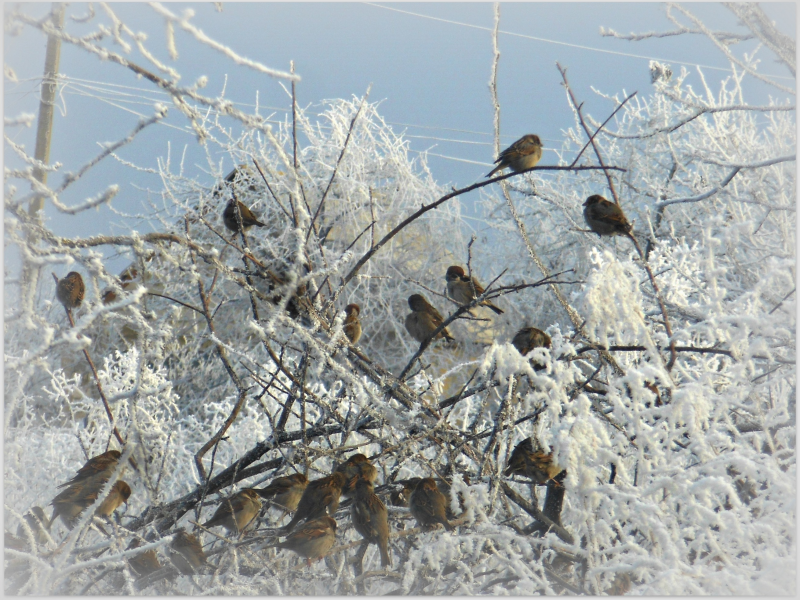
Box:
left=362, top=2, right=795, bottom=81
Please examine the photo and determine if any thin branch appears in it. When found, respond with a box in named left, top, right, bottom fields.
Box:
left=307, top=85, right=372, bottom=240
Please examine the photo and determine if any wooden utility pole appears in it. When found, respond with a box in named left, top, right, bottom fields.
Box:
left=29, top=2, right=65, bottom=217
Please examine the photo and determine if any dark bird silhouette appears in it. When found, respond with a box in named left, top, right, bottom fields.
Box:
left=223, top=199, right=266, bottom=233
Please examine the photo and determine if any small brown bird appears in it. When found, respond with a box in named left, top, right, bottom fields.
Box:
left=486, top=134, right=543, bottom=178
left=276, top=516, right=337, bottom=566
left=405, top=294, right=455, bottom=344
left=582, top=195, right=632, bottom=237
left=512, top=326, right=552, bottom=371
left=504, top=438, right=563, bottom=484
left=170, top=530, right=208, bottom=574
left=56, top=271, right=85, bottom=310
left=409, top=477, right=455, bottom=531
left=95, top=480, right=131, bottom=518
left=281, top=471, right=347, bottom=532
left=202, top=488, right=262, bottom=535
left=57, top=450, right=122, bottom=490
left=445, top=266, right=503, bottom=315
left=223, top=199, right=266, bottom=233
left=396, top=478, right=460, bottom=520
left=50, top=475, right=130, bottom=528
left=335, top=454, right=378, bottom=498
left=257, top=473, right=308, bottom=512
left=16, top=507, right=50, bottom=546
left=351, top=479, right=391, bottom=567
left=127, top=538, right=162, bottom=577
left=343, top=303, right=363, bottom=344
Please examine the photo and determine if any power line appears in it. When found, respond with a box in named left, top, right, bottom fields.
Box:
left=363, top=2, right=794, bottom=81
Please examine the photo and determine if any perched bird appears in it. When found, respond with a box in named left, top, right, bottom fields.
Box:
left=335, top=454, right=378, bottom=498
left=201, top=488, right=262, bottom=535
left=582, top=195, right=632, bottom=237
left=56, top=271, right=85, bottom=310
left=512, top=326, right=552, bottom=371
left=486, top=134, right=543, bottom=178
left=170, top=530, right=208, bottom=575
left=57, top=450, right=122, bottom=490
left=409, top=478, right=455, bottom=531
left=16, top=507, right=50, bottom=547
left=504, top=438, right=563, bottom=484
left=445, top=266, right=503, bottom=315
left=95, top=480, right=131, bottom=519
left=394, top=478, right=460, bottom=520
left=343, top=303, right=363, bottom=344
left=50, top=475, right=129, bottom=528
left=405, top=294, right=455, bottom=344
left=256, top=473, right=308, bottom=512
left=275, top=516, right=337, bottom=566
left=127, top=538, right=162, bottom=577
left=223, top=199, right=267, bottom=233
left=351, top=479, right=391, bottom=567
left=281, top=472, right=347, bottom=532
left=50, top=451, right=125, bottom=529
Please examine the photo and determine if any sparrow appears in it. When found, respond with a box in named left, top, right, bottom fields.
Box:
left=335, top=454, right=378, bottom=498
left=351, top=479, right=391, bottom=567
left=395, top=478, right=459, bottom=520
left=343, top=303, right=362, bottom=344
left=486, top=134, right=543, bottom=178
left=405, top=294, right=455, bottom=344
left=170, top=530, right=208, bottom=574
left=281, top=471, right=347, bottom=532
left=511, top=326, right=552, bottom=371
left=256, top=473, right=308, bottom=512
left=127, top=538, right=162, bottom=577
left=582, top=195, right=632, bottom=237
left=409, top=477, right=455, bottom=531
left=201, top=488, right=262, bottom=535
left=95, top=480, right=131, bottom=518
left=50, top=475, right=129, bottom=528
left=223, top=199, right=266, bottom=233
left=445, top=266, right=503, bottom=315
left=56, top=271, right=85, bottom=310
left=102, top=265, right=139, bottom=304
left=57, top=450, right=122, bottom=490
left=275, top=516, right=337, bottom=566
left=504, top=438, right=562, bottom=484
left=16, top=507, right=50, bottom=546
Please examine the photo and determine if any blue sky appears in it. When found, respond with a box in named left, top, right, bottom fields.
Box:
left=4, top=2, right=795, bottom=274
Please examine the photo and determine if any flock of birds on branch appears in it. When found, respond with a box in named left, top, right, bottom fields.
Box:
left=8, top=440, right=563, bottom=579
left=9, top=134, right=637, bottom=585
